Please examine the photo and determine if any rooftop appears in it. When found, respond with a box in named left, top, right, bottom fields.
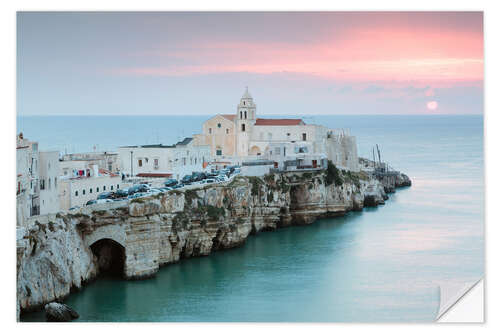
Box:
left=121, top=137, right=193, bottom=149
left=254, top=118, right=305, bottom=126
left=221, top=114, right=236, bottom=121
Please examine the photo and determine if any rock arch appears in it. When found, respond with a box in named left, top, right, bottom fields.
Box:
left=90, top=238, right=126, bottom=276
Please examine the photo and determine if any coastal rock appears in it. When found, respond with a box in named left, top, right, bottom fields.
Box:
left=18, top=169, right=409, bottom=315
left=396, top=173, right=412, bottom=187
left=363, top=182, right=387, bottom=207
left=45, top=302, right=79, bottom=322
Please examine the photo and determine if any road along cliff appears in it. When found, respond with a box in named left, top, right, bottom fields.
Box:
left=17, top=164, right=411, bottom=317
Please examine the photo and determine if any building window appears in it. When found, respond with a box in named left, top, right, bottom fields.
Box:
left=96, top=187, right=99, bottom=192
left=75, top=191, right=78, bottom=197
left=217, top=123, right=221, bottom=128
left=48, top=178, right=51, bottom=189
left=117, top=184, right=120, bottom=189
left=40, top=179, right=45, bottom=190
left=111, top=185, right=114, bottom=190
left=17, top=182, right=20, bottom=195
left=182, top=158, right=186, bottom=166
left=103, top=186, right=106, bottom=191
left=216, top=149, right=222, bottom=156
left=138, top=159, right=143, bottom=167
left=241, top=124, right=245, bottom=132
left=287, top=133, right=290, bottom=138
left=154, top=158, right=159, bottom=169
left=209, top=128, right=212, bottom=134
left=108, top=162, right=112, bottom=172
left=244, top=111, right=247, bottom=119
left=90, top=188, right=93, bottom=194
left=275, top=147, right=281, bottom=155
left=83, top=189, right=86, bottom=195
left=243, top=101, right=246, bottom=105
left=302, top=133, right=307, bottom=141
left=240, top=111, right=242, bottom=119
left=54, top=177, right=57, bottom=188
left=226, top=128, right=229, bottom=134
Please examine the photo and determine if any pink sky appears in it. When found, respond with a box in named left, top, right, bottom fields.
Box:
left=116, top=13, right=483, bottom=84
left=18, top=12, right=484, bottom=115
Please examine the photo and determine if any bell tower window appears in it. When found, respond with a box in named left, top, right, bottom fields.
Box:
left=241, top=124, right=246, bottom=132
left=244, top=111, right=247, bottom=119
left=240, top=111, right=242, bottom=119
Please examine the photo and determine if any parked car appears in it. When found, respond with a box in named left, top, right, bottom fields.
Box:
left=181, top=175, right=193, bottom=184
left=114, top=189, right=129, bottom=198
left=217, top=175, right=229, bottom=182
left=128, top=184, right=150, bottom=195
left=86, top=200, right=97, bottom=206
left=201, top=179, right=216, bottom=184
left=129, top=192, right=147, bottom=199
left=69, top=206, right=80, bottom=211
left=164, top=179, right=178, bottom=187
left=206, top=171, right=219, bottom=178
left=159, top=187, right=172, bottom=192
left=97, top=191, right=113, bottom=200
left=96, top=199, right=114, bottom=204
left=172, top=183, right=184, bottom=189
left=193, top=172, right=207, bottom=182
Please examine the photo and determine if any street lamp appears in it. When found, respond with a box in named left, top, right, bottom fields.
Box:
left=130, top=151, right=133, bottom=177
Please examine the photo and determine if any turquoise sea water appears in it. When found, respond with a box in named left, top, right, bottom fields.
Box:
left=18, top=115, right=484, bottom=322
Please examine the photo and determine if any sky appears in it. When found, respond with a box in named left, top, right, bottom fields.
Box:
left=17, top=12, right=483, bottom=116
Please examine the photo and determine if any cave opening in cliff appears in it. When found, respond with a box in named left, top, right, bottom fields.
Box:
left=90, top=239, right=126, bottom=278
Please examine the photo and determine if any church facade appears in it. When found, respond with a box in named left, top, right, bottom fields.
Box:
left=193, top=88, right=359, bottom=171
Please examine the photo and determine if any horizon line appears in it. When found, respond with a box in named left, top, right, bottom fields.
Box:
left=17, top=113, right=483, bottom=117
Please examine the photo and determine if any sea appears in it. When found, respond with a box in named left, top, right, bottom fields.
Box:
left=18, top=115, right=484, bottom=322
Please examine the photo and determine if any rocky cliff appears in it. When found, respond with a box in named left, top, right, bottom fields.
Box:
left=17, top=167, right=410, bottom=318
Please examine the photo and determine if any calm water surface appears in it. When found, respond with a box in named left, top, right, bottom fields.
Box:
left=19, top=115, right=483, bottom=322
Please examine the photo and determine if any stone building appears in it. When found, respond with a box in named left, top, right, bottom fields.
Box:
left=118, top=137, right=211, bottom=181
left=193, top=88, right=360, bottom=171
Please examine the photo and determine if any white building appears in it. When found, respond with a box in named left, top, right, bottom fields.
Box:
left=16, top=134, right=41, bottom=227
left=59, top=160, right=124, bottom=210
left=263, top=141, right=328, bottom=171
left=61, top=151, right=120, bottom=173
left=193, top=88, right=360, bottom=172
left=118, top=138, right=211, bottom=181
left=39, top=151, right=60, bottom=215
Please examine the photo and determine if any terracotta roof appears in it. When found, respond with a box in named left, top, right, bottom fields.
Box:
left=221, top=114, right=236, bottom=121
left=98, top=168, right=119, bottom=177
left=254, top=118, right=305, bottom=126
left=136, top=173, right=173, bottom=178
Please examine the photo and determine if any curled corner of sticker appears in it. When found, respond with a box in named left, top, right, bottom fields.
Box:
left=436, top=277, right=483, bottom=321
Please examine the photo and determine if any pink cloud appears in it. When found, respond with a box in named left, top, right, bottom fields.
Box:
left=112, top=17, right=483, bottom=84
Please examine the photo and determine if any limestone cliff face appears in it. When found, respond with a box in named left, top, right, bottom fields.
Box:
left=17, top=214, right=98, bottom=312
left=17, top=170, right=410, bottom=316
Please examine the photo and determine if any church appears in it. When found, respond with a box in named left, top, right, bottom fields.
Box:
left=192, top=87, right=359, bottom=171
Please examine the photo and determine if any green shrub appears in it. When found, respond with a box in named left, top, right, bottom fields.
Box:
left=206, top=205, right=225, bottom=220
left=248, top=176, right=264, bottom=196
left=184, top=189, right=200, bottom=206
left=325, top=161, right=343, bottom=186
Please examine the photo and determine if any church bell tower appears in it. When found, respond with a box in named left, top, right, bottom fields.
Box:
left=235, top=87, right=256, bottom=156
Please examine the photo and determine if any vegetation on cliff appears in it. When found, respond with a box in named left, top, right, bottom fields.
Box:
left=325, top=161, right=343, bottom=186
